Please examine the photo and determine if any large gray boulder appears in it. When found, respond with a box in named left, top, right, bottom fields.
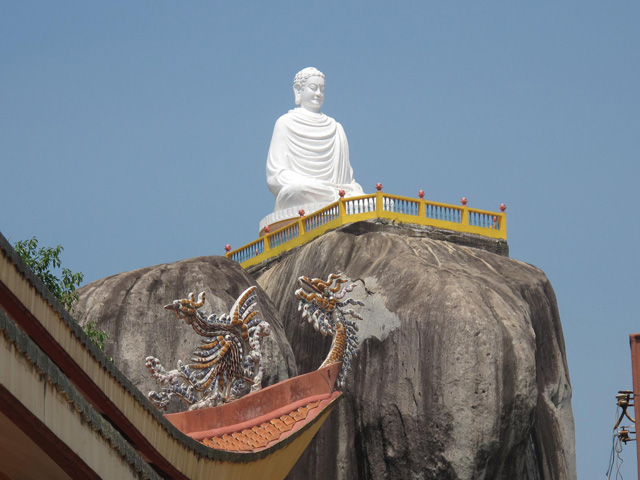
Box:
left=74, top=255, right=297, bottom=412
left=74, top=223, right=575, bottom=479
left=252, top=221, right=575, bottom=480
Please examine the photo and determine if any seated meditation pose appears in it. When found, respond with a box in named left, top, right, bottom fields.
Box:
left=261, top=67, right=364, bottom=232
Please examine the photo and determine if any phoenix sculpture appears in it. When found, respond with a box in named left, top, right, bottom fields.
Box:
left=146, top=286, right=270, bottom=410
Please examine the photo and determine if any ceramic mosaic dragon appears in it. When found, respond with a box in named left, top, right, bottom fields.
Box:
left=146, top=274, right=363, bottom=411
left=295, top=273, right=364, bottom=388
left=146, top=286, right=270, bottom=410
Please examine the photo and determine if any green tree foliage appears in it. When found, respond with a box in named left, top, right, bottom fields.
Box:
left=83, top=321, right=110, bottom=352
left=13, top=237, right=111, bottom=356
left=14, top=237, right=83, bottom=312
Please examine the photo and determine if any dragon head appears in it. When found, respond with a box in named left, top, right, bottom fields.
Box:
left=295, top=273, right=364, bottom=388
left=295, top=274, right=347, bottom=335
left=164, top=291, right=205, bottom=325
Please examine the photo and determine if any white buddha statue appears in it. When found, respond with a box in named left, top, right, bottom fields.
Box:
left=260, top=67, right=364, bottom=231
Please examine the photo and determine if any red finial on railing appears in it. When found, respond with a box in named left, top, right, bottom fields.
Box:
left=225, top=244, right=231, bottom=252
left=299, top=209, right=305, bottom=217
left=461, top=197, right=468, bottom=206
left=418, top=190, right=425, bottom=199
left=264, top=225, right=270, bottom=233
left=339, top=189, right=345, bottom=198
left=376, top=183, right=383, bottom=191
left=500, top=203, right=506, bottom=212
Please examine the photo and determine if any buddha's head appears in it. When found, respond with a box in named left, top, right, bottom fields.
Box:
left=293, top=67, right=325, bottom=113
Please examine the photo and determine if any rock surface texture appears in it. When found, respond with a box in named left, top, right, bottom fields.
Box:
left=253, top=222, right=575, bottom=480
left=74, top=256, right=297, bottom=413
left=74, top=223, right=575, bottom=479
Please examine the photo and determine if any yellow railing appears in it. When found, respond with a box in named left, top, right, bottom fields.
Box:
left=226, top=192, right=507, bottom=268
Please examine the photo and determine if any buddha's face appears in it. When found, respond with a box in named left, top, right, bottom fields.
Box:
left=296, top=75, right=325, bottom=113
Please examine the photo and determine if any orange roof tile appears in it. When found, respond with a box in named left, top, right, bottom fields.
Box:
left=197, top=400, right=321, bottom=452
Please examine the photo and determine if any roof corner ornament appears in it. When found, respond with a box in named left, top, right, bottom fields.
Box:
left=145, top=273, right=364, bottom=413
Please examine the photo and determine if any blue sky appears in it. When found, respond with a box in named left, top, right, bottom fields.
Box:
left=2, top=2, right=639, bottom=477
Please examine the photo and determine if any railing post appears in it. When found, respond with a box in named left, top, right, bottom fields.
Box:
left=499, top=213, right=507, bottom=236
left=263, top=235, right=270, bottom=251
left=338, top=198, right=346, bottom=221
left=298, top=210, right=306, bottom=236
left=460, top=197, right=469, bottom=226
left=461, top=206, right=469, bottom=227
left=499, top=204, right=507, bottom=234
left=376, top=191, right=383, bottom=215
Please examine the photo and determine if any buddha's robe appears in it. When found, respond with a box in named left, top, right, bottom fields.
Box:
left=265, top=108, right=364, bottom=226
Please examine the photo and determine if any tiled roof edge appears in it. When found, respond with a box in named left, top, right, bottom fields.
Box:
left=0, top=231, right=333, bottom=464
left=0, top=231, right=225, bottom=458
left=0, top=307, right=162, bottom=480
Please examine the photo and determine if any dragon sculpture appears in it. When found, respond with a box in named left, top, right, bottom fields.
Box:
left=295, top=273, right=364, bottom=388
left=145, top=273, right=363, bottom=412
left=145, top=286, right=270, bottom=410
